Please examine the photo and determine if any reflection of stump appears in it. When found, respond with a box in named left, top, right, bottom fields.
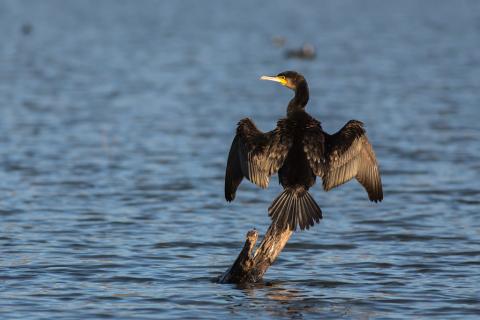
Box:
left=219, top=223, right=293, bottom=284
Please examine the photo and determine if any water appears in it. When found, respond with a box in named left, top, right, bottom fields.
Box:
left=1, top=0, right=479, bottom=318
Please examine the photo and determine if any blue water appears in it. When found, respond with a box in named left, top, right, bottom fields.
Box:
left=1, top=0, right=479, bottom=319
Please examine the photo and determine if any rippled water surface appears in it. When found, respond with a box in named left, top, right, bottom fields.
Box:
left=1, top=0, right=480, bottom=319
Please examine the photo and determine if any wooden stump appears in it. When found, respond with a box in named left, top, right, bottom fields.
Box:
left=219, top=223, right=293, bottom=284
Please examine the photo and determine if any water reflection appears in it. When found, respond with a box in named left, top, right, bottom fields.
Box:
left=233, top=280, right=382, bottom=319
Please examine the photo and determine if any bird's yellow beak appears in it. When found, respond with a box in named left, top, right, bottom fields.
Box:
left=260, top=75, right=287, bottom=86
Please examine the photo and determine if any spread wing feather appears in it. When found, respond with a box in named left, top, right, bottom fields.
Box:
left=302, top=116, right=325, bottom=176
left=225, top=118, right=292, bottom=202
left=303, top=119, right=383, bottom=202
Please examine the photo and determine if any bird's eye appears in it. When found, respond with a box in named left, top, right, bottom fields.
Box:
left=280, top=76, right=286, bottom=80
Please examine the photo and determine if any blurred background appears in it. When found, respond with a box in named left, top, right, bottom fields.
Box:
left=0, top=0, right=479, bottom=319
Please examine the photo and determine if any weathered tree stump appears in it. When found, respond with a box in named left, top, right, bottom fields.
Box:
left=219, top=223, right=293, bottom=284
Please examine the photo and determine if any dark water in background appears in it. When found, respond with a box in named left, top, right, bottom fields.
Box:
left=1, top=0, right=479, bottom=319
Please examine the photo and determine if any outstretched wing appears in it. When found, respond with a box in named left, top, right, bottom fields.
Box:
left=302, top=116, right=326, bottom=176
left=225, top=118, right=292, bottom=202
left=304, top=119, right=383, bottom=202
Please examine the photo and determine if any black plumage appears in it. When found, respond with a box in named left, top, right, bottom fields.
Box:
left=225, top=71, right=383, bottom=231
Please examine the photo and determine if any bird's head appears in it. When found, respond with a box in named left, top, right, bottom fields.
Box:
left=260, top=71, right=305, bottom=91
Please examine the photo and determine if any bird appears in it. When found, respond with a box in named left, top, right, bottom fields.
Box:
left=285, top=43, right=316, bottom=60
left=225, top=71, right=383, bottom=231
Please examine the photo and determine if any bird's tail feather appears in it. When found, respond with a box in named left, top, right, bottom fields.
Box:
left=268, top=188, right=322, bottom=231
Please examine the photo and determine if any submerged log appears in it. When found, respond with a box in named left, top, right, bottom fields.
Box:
left=219, top=223, right=293, bottom=284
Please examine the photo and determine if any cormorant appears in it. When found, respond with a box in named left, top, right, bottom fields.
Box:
left=225, top=71, right=383, bottom=231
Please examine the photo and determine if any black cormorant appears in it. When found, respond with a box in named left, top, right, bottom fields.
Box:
left=225, top=71, right=383, bottom=231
